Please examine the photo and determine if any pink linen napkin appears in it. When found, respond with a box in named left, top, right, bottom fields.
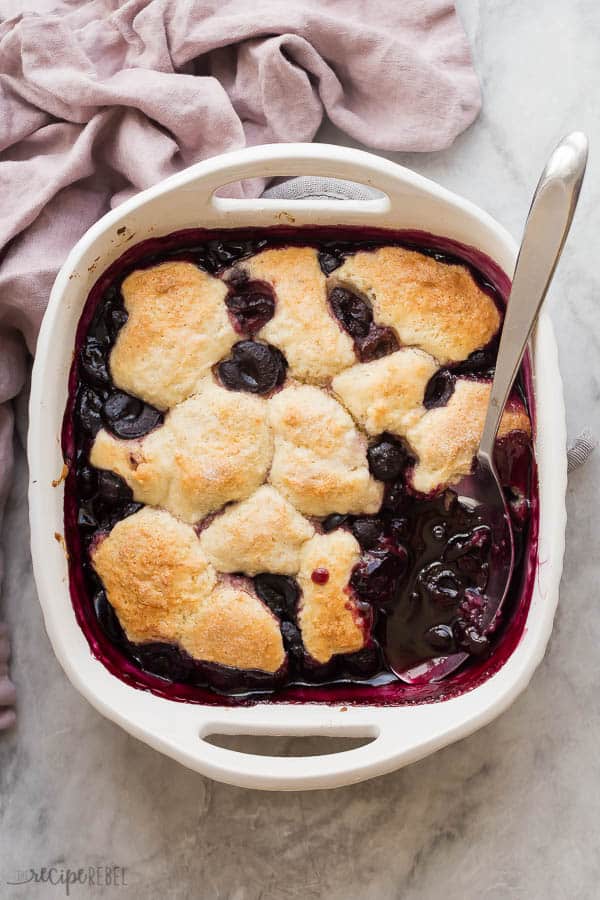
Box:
left=0, top=0, right=482, bottom=725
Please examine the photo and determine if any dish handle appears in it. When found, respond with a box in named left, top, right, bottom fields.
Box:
left=176, top=142, right=440, bottom=217
left=160, top=706, right=420, bottom=791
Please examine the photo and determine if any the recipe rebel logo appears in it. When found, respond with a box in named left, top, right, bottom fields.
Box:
left=5, top=866, right=127, bottom=895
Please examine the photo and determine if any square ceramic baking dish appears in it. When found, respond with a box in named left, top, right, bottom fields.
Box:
left=28, top=144, right=566, bottom=791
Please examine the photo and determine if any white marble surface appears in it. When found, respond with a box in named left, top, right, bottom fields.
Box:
left=2, top=1, right=600, bottom=897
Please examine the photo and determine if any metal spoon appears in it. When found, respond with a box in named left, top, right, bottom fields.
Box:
left=390, top=131, right=588, bottom=684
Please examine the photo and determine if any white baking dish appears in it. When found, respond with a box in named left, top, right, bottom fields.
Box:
left=28, top=143, right=566, bottom=791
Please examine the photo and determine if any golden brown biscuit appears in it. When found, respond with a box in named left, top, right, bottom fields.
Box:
left=111, top=261, right=237, bottom=409
left=330, top=247, right=500, bottom=364
left=199, top=485, right=314, bottom=576
left=229, top=247, right=356, bottom=383
left=179, top=582, right=286, bottom=673
left=297, top=531, right=367, bottom=664
left=332, top=348, right=438, bottom=436
left=268, top=384, right=383, bottom=517
left=92, top=507, right=285, bottom=672
left=90, top=378, right=272, bottom=523
left=90, top=507, right=217, bottom=645
left=406, top=378, right=532, bottom=494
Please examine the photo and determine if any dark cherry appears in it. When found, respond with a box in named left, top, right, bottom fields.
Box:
left=80, top=338, right=110, bottom=387
left=77, top=502, right=98, bottom=531
left=206, top=240, right=246, bottom=268
left=367, top=435, right=408, bottom=481
left=196, top=659, right=281, bottom=694
left=344, top=644, right=382, bottom=677
left=76, top=386, right=104, bottom=436
left=88, top=307, right=110, bottom=346
left=101, top=284, right=120, bottom=306
left=452, top=340, right=498, bottom=376
left=319, top=251, right=342, bottom=275
left=442, top=525, right=492, bottom=589
left=108, top=306, right=128, bottom=337
left=416, top=562, right=462, bottom=607
left=318, top=243, right=350, bottom=275
left=350, top=548, right=407, bottom=604
left=351, top=518, right=385, bottom=550
left=77, top=497, right=142, bottom=534
left=389, top=517, right=410, bottom=543
left=495, top=431, right=532, bottom=487
left=132, top=642, right=195, bottom=682
left=311, top=567, right=329, bottom=585
left=280, top=620, right=305, bottom=662
left=93, top=589, right=125, bottom=644
left=218, top=341, right=287, bottom=394
left=453, top=619, right=489, bottom=655
left=102, top=391, right=162, bottom=439
left=96, top=469, right=133, bottom=503
left=424, top=623, right=454, bottom=652
left=322, top=513, right=349, bottom=533
left=505, top=488, right=530, bottom=528
left=424, top=370, right=455, bottom=409
left=225, top=280, right=275, bottom=334
left=382, top=478, right=408, bottom=513
left=78, top=465, right=97, bottom=499
left=444, top=526, right=491, bottom=562
left=328, top=286, right=372, bottom=338
left=356, top=325, right=399, bottom=362
left=195, top=239, right=268, bottom=274
left=254, top=573, right=299, bottom=621
left=459, top=588, right=486, bottom=624
left=454, top=553, right=489, bottom=586
left=120, top=501, right=144, bottom=521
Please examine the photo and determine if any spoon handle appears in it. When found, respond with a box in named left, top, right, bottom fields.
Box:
left=478, top=132, right=588, bottom=462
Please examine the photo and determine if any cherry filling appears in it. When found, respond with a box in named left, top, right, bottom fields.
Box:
left=253, top=574, right=306, bottom=669
left=80, top=338, right=110, bottom=387
left=328, top=286, right=399, bottom=362
left=75, top=284, right=163, bottom=441
left=63, top=227, right=535, bottom=704
left=194, top=239, right=268, bottom=273
left=148, top=238, right=269, bottom=275
left=111, top=634, right=285, bottom=694
left=254, top=573, right=299, bottom=620
left=76, top=460, right=142, bottom=537
left=423, top=339, right=501, bottom=411
left=348, top=485, right=499, bottom=669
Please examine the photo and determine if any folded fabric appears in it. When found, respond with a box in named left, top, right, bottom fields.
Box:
left=0, top=623, right=16, bottom=730
left=0, top=0, right=482, bottom=725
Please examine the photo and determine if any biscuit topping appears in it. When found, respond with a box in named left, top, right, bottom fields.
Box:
left=71, top=236, right=532, bottom=689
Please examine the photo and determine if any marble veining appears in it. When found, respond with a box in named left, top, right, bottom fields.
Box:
left=2, top=1, right=600, bottom=897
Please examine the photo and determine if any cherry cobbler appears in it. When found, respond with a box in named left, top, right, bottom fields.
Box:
left=62, top=228, right=537, bottom=705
